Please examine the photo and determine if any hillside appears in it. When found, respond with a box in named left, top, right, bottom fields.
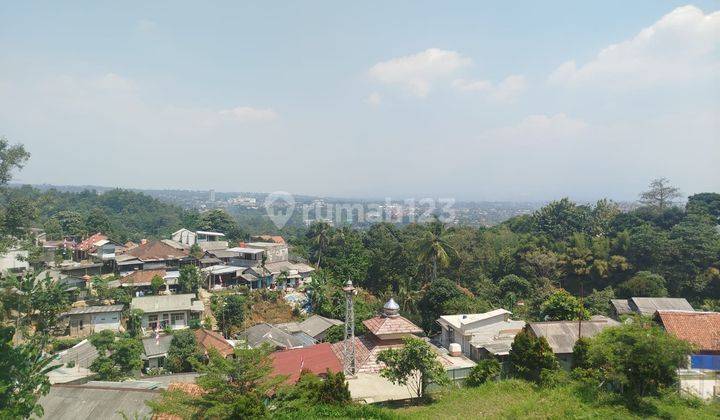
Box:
left=390, top=380, right=720, bottom=420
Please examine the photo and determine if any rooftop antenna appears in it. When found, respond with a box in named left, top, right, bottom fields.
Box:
left=342, top=279, right=357, bottom=377
left=578, top=281, right=584, bottom=339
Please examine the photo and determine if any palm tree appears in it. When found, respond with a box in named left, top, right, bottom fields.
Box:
left=415, top=216, right=457, bottom=282
left=307, top=221, right=331, bottom=269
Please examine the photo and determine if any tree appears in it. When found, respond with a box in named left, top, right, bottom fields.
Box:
left=149, top=347, right=284, bottom=419
left=166, top=329, right=200, bottom=373
left=617, top=271, right=667, bottom=298
left=307, top=221, right=331, bottom=269
left=199, top=209, right=245, bottom=241
left=150, top=275, right=165, bottom=295
left=377, top=336, right=450, bottom=400
left=126, top=309, right=144, bottom=339
left=418, top=278, right=465, bottom=333
left=686, top=192, right=720, bottom=224
left=415, top=216, right=457, bottom=282
left=639, top=178, right=681, bottom=211
left=0, top=137, right=30, bottom=185
left=55, top=210, right=86, bottom=238
left=0, top=326, right=57, bottom=419
left=189, top=243, right=204, bottom=260
left=533, top=198, right=593, bottom=242
left=571, top=337, right=591, bottom=370
left=178, top=265, right=202, bottom=294
left=507, top=329, right=558, bottom=383
left=213, top=294, right=246, bottom=338
left=498, top=274, right=532, bottom=299
left=90, top=336, right=143, bottom=380
left=465, top=358, right=501, bottom=386
left=540, top=290, right=588, bottom=321
left=585, top=321, right=692, bottom=399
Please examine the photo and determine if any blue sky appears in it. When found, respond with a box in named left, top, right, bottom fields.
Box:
left=1, top=1, right=718, bottom=201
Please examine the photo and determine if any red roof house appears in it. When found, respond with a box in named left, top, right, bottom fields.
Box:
left=194, top=328, right=235, bottom=358
left=656, top=311, right=720, bottom=353
left=270, top=343, right=342, bottom=382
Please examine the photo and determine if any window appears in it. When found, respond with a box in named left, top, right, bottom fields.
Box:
left=171, top=313, right=185, bottom=325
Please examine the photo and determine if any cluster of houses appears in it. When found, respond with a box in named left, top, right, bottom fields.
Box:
left=434, top=297, right=720, bottom=400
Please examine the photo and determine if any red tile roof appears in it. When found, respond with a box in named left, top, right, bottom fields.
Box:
left=194, top=328, right=234, bottom=358
left=120, top=269, right=166, bottom=286
left=363, top=315, right=423, bottom=338
left=271, top=343, right=342, bottom=382
left=76, top=233, right=107, bottom=252
left=126, top=240, right=189, bottom=261
left=657, top=311, right=720, bottom=352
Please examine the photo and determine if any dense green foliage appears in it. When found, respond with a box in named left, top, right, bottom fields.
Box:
left=465, top=358, right=501, bottom=387
left=582, top=321, right=693, bottom=400
left=177, top=265, right=202, bottom=294
left=391, top=379, right=720, bottom=419
left=507, top=330, right=559, bottom=383
left=377, top=337, right=450, bottom=399
left=89, top=332, right=143, bottom=381
left=211, top=293, right=247, bottom=338
left=0, top=326, right=57, bottom=419
left=166, top=329, right=201, bottom=373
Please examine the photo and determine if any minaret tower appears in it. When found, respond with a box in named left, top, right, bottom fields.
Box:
left=342, top=279, right=357, bottom=376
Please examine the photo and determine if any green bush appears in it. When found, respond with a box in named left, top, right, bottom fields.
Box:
left=51, top=337, right=83, bottom=352
left=465, top=359, right=501, bottom=387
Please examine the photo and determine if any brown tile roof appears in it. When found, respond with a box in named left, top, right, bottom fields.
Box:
left=126, top=240, right=189, bottom=262
left=363, top=315, right=423, bottom=338
left=656, top=311, right=720, bottom=352
left=76, top=233, right=107, bottom=252
left=271, top=343, right=343, bottom=382
left=167, top=382, right=205, bottom=397
left=120, top=269, right=166, bottom=286
left=194, top=329, right=234, bottom=358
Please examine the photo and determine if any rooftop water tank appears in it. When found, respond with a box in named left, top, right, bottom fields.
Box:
left=449, top=342, right=462, bottom=357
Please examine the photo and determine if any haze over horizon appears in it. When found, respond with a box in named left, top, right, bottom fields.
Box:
left=1, top=2, right=718, bottom=202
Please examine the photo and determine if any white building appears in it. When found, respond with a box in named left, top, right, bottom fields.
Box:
left=130, top=294, right=204, bottom=332
left=0, top=248, right=29, bottom=273
left=171, top=228, right=228, bottom=251
left=437, top=309, right=526, bottom=360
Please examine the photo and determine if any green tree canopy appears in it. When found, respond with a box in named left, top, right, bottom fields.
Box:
left=377, top=336, right=450, bottom=399
left=507, top=329, right=559, bottom=383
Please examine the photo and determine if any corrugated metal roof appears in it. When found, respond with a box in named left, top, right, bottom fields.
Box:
left=131, top=294, right=203, bottom=313
left=37, top=384, right=158, bottom=419
left=528, top=316, right=620, bottom=354
left=630, top=297, right=694, bottom=317
left=298, top=315, right=343, bottom=338
left=64, top=304, right=124, bottom=316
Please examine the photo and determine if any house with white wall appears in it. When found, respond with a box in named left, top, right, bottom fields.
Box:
left=130, top=294, right=204, bottom=332
left=437, top=309, right=526, bottom=361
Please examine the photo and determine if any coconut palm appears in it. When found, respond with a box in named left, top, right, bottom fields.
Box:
left=415, top=216, right=457, bottom=282
left=307, top=221, right=332, bottom=269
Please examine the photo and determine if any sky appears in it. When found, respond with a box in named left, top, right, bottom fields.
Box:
left=0, top=1, right=718, bottom=202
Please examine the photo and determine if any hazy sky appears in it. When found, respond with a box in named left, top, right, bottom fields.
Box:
left=1, top=1, right=718, bottom=201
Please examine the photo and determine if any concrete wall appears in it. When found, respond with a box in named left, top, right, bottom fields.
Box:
left=0, top=249, right=29, bottom=272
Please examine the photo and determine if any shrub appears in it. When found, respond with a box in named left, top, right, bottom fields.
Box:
left=51, top=337, right=82, bottom=352
left=539, top=368, right=570, bottom=388
left=465, top=359, right=501, bottom=387
left=507, top=330, right=559, bottom=383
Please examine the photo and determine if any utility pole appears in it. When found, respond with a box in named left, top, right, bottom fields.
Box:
left=342, top=279, right=356, bottom=377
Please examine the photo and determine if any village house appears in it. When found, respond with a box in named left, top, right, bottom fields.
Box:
left=171, top=228, right=228, bottom=251
left=60, top=304, right=124, bottom=337
left=117, top=240, right=192, bottom=273
left=527, top=315, right=620, bottom=370
left=270, top=342, right=342, bottom=383
left=277, top=314, right=344, bottom=342
left=436, top=309, right=526, bottom=361
left=119, top=268, right=179, bottom=295
left=610, top=297, right=694, bottom=319
left=130, top=294, right=204, bottom=332
left=0, top=247, right=29, bottom=274
left=142, top=333, right=174, bottom=369
left=656, top=310, right=720, bottom=399
left=238, top=323, right=316, bottom=350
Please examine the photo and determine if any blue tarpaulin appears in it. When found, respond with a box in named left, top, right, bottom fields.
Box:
left=690, top=354, right=720, bottom=370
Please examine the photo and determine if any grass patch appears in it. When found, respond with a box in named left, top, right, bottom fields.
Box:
left=386, top=380, right=720, bottom=419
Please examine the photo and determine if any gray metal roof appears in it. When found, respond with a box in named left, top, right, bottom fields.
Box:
left=64, top=304, right=124, bottom=316
left=142, top=334, right=174, bottom=358
left=239, top=323, right=309, bottom=349
left=37, top=384, right=158, bottom=419
left=528, top=316, right=620, bottom=354
left=298, top=315, right=343, bottom=338
left=610, top=299, right=632, bottom=315
left=52, top=340, right=99, bottom=369
left=130, top=294, right=204, bottom=313
left=630, top=297, right=694, bottom=317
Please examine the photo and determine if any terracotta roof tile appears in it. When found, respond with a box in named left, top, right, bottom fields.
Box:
left=126, top=240, right=189, bottom=262
left=363, top=315, right=423, bottom=338
left=194, top=328, right=234, bottom=358
left=271, top=343, right=342, bottom=382
left=120, top=269, right=166, bottom=286
left=657, top=311, right=720, bottom=352
left=76, top=233, right=107, bottom=252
